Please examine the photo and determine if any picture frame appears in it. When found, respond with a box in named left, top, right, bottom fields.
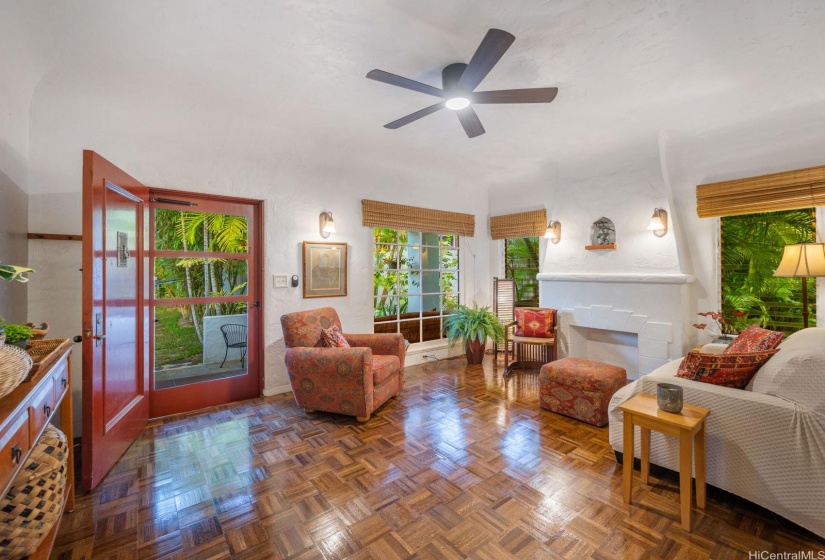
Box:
left=302, top=241, right=347, bottom=298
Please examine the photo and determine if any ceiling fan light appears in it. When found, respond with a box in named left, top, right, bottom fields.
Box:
left=445, top=97, right=470, bottom=110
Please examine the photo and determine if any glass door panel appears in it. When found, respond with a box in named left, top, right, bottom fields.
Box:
left=154, top=209, right=248, bottom=253
left=154, top=304, right=248, bottom=389
left=148, top=196, right=259, bottom=417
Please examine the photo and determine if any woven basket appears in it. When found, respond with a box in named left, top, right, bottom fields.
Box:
left=24, top=339, right=69, bottom=383
left=0, top=424, right=68, bottom=559
left=0, top=344, right=33, bottom=400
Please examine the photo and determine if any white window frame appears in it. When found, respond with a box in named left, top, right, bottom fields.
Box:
left=371, top=228, right=461, bottom=348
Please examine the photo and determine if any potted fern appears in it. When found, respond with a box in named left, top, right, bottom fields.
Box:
left=0, top=320, right=33, bottom=349
left=444, top=303, right=505, bottom=365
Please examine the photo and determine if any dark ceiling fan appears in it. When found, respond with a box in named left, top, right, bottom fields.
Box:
left=366, top=28, right=558, bottom=138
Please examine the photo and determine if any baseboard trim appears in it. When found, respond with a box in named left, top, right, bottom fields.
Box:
left=263, top=384, right=293, bottom=396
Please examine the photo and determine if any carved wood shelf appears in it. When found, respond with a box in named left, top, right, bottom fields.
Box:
left=584, top=243, right=617, bottom=251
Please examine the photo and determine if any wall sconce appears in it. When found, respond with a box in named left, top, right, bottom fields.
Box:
left=319, top=211, right=336, bottom=238
left=544, top=220, right=561, bottom=244
left=647, top=208, right=668, bottom=237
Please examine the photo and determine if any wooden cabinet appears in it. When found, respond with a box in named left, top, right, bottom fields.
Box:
left=0, top=341, right=74, bottom=559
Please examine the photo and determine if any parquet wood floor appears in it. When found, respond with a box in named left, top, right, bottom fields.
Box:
left=52, top=357, right=824, bottom=559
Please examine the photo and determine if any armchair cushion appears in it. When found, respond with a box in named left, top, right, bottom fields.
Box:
left=372, top=355, right=401, bottom=385
left=281, top=307, right=342, bottom=348
left=514, top=308, right=555, bottom=338
left=345, top=333, right=406, bottom=369
left=321, top=326, right=350, bottom=348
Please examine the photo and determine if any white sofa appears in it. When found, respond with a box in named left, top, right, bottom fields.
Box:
left=608, top=327, right=825, bottom=537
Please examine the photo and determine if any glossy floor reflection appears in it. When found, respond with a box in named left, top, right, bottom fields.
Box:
left=52, top=357, right=823, bottom=559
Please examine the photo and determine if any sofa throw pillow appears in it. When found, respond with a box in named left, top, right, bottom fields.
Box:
left=320, top=326, right=350, bottom=348
left=723, top=324, right=784, bottom=354
left=676, top=349, right=778, bottom=389
left=515, top=308, right=555, bottom=338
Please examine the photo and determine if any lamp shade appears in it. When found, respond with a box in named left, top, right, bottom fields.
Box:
left=773, top=243, right=825, bottom=277
left=647, top=212, right=665, bottom=231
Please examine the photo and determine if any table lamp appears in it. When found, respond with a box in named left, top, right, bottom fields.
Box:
left=773, top=242, right=825, bottom=328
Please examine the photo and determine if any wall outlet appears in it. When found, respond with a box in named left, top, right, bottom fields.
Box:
left=273, top=274, right=288, bottom=288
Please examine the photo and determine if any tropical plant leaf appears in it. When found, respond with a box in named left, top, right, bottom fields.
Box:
left=0, top=263, right=35, bottom=283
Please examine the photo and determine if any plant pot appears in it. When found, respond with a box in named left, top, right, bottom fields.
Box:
left=712, top=334, right=736, bottom=344
left=464, top=338, right=486, bottom=365
left=9, top=338, right=29, bottom=350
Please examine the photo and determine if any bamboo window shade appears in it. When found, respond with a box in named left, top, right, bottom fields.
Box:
left=696, top=164, right=825, bottom=218
left=361, top=199, right=475, bottom=236
left=489, top=209, right=547, bottom=240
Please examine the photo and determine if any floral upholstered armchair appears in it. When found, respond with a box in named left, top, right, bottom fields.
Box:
left=280, top=307, right=406, bottom=422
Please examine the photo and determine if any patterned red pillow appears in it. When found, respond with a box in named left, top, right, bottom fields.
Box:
left=320, top=326, right=350, bottom=348
left=676, top=349, right=778, bottom=389
left=723, top=324, right=784, bottom=354
left=515, top=308, right=555, bottom=338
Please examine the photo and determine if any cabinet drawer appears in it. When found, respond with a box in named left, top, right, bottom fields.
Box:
left=0, top=409, right=30, bottom=492
left=29, top=379, right=56, bottom=440
left=52, top=358, right=69, bottom=401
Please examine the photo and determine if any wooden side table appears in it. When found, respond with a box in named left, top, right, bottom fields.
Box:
left=619, top=393, right=710, bottom=531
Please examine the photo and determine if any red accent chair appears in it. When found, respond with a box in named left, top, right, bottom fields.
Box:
left=504, top=307, right=558, bottom=376
left=280, top=307, right=405, bottom=422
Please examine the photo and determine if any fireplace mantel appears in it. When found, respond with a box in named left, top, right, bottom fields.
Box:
left=537, top=272, right=694, bottom=284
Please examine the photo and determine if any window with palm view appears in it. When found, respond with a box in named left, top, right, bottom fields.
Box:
left=373, top=228, right=460, bottom=344
left=720, top=208, right=817, bottom=333
left=504, top=237, right=540, bottom=307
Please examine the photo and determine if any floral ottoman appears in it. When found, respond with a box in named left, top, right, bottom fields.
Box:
left=539, top=358, right=627, bottom=427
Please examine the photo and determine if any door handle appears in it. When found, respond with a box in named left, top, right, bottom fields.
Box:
left=11, top=444, right=22, bottom=464
left=43, top=404, right=52, bottom=417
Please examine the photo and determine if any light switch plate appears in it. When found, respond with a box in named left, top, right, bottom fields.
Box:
left=273, top=274, right=288, bottom=288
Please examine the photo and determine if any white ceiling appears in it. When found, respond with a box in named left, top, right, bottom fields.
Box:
left=6, top=0, right=825, bottom=181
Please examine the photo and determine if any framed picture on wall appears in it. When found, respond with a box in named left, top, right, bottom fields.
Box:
left=302, top=241, right=348, bottom=298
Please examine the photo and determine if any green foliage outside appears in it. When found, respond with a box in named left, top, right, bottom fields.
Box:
left=154, top=306, right=203, bottom=366
left=443, top=303, right=504, bottom=345
left=721, top=208, right=817, bottom=332
left=154, top=209, right=249, bottom=344
left=373, top=228, right=459, bottom=319
left=505, top=237, right=539, bottom=306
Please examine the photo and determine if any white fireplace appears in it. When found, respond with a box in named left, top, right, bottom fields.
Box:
left=537, top=273, right=694, bottom=379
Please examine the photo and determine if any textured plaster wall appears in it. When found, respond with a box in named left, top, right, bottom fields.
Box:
left=0, top=170, right=28, bottom=321
left=0, top=4, right=42, bottom=324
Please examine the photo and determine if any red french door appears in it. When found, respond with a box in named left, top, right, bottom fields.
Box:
left=147, top=191, right=263, bottom=418
left=82, top=151, right=150, bottom=491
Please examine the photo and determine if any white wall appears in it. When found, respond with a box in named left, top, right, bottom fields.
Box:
left=0, top=3, right=45, bottom=320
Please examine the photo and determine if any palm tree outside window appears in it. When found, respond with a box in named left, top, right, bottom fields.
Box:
left=720, top=208, right=817, bottom=333
left=504, top=237, right=540, bottom=307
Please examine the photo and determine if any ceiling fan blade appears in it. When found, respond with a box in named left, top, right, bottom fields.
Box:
left=455, top=107, right=485, bottom=138
left=472, top=87, right=558, bottom=104
left=384, top=102, right=446, bottom=129
left=367, top=69, right=446, bottom=98
left=456, top=29, right=515, bottom=92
